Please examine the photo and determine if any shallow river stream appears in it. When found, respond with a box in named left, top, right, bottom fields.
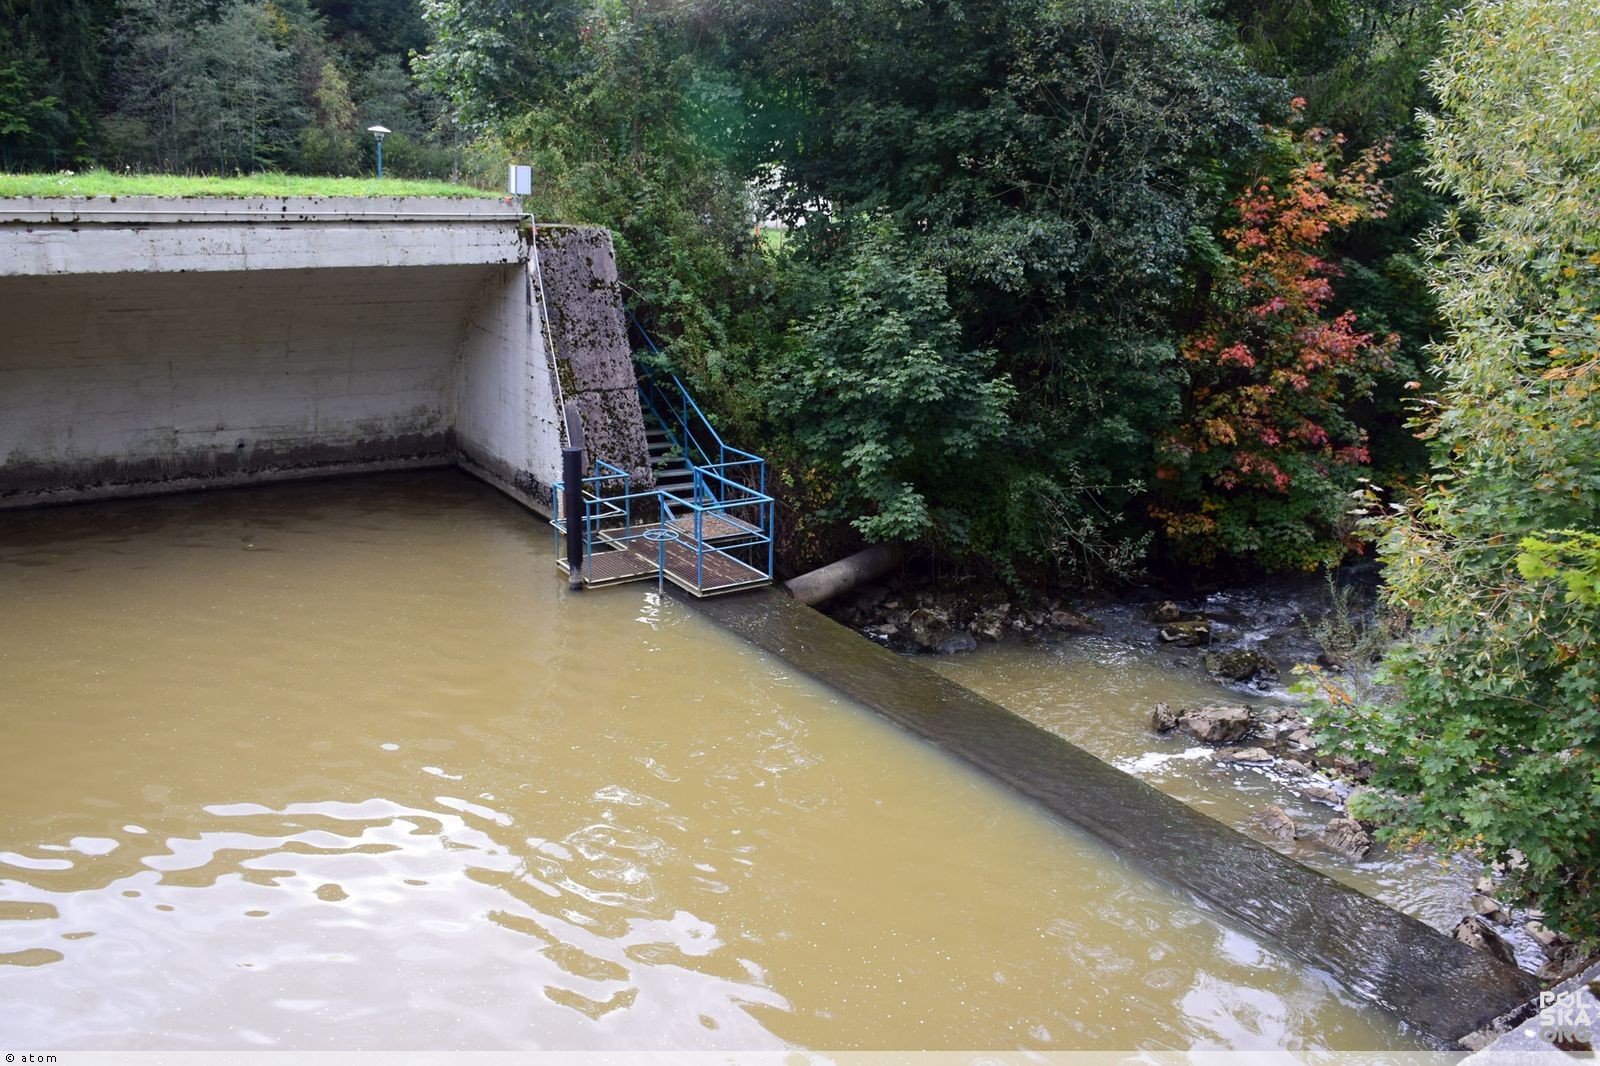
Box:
left=0, top=471, right=1431, bottom=1053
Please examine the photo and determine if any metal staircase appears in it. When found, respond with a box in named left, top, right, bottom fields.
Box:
left=550, top=325, right=774, bottom=597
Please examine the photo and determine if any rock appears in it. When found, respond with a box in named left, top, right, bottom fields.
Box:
left=1329, top=754, right=1373, bottom=782
left=1150, top=703, right=1178, bottom=733
left=1284, top=728, right=1315, bottom=751
left=1277, top=759, right=1312, bottom=777
left=1472, top=894, right=1510, bottom=925
left=1177, top=704, right=1253, bottom=744
left=864, top=622, right=900, bottom=643
left=1474, top=875, right=1497, bottom=896
left=1216, top=746, right=1274, bottom=764
left=1048, top=608, right=1104, bottom=634
left=1320, top=817, right=1373, bottom=859
left=1158, top=620, right=1211, bottom=646
left=907, top=607, right=951, bottom=651
left=1526, top=920, right=1567, bottom=950
left=1302, top=784, right=1344, bottom=807
left=1453, top=916, right=1517, bottom=967
left=1203, top=647, right=1280, bottom=683
left=935, top=631, right=978, bottom=655
left=1257, top=805, right=1298, bottom=841
left=1147, top=600, right=1185, bottom=624
left=970, top=612, right=1007, bottom=642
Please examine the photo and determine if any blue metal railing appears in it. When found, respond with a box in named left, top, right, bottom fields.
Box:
left=549, top=317, right=774, bottom=595
left=552, top=456, right=775, bottom=596
left=631, top=313, right=768, bottom=508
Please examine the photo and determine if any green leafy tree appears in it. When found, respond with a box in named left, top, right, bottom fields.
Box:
left=770, top=219, right=1015, bottom=543
left=1311, top=0, right=1600, bottom=943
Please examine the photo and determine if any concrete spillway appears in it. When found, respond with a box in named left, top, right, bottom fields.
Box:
left=0, top=196, right=648, bottom=510
left=693, top=587, right=1542, bottom=1046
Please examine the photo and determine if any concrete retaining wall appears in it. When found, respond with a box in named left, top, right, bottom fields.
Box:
left=0, top=197, right=643, bottom=512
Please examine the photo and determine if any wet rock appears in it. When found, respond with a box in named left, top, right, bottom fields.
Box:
left=1320, top=817, right=1373, bottom=859
left=1453, top=916, right=1518, bottom=967
left=864, top=622, right=900, bottom=643
left=935, top=631, right=978, bottom=655
left=1277, top=759, right=1312, bottom=777
left=1049, top=608, right=1104, bottom=634
left=907, top=607, right=951, bottom=651
left=1257, top=805, right=1298, bottom=841
left=1474, top=874, right=1497, bottom=896
left=1158, top=620, right=1211, bottom=646
left=1328, top=754, right=1373, bottom=782
left=1150, top=702, right=1178, bottom=733
left=970, top=612, right=1008, bottom=642
left=1284, top=728, right=1315, bottom=751
left=1472, top=894, right=1511, bottom=926
left=1527, top=920, right=1568, bottom=951
left=1147, top=600, right=1185, bottom=624
left=1302, top=784, right=1345, bottom=807
left=1216, top=746, right=1274, bottom=765
left=1177, top=704, right=1253, bottom=744
left=1203, top=647, right=1280, bottom=683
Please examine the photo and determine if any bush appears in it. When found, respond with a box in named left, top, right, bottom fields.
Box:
left=1313, top=0, right=1600, bottom=945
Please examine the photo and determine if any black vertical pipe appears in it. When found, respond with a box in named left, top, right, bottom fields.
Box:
left=562, top=446, right=584, bottom=589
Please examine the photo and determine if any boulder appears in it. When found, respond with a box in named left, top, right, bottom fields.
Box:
left=1150, top=703, right=1178, bottom=733
left=907, top=607, right=951, bottom=651
left=1320, top=817, right=1373, bottom=859
left=1277, top=759, right=1312, bottom=777
left=1257, top=805, right=1298, bottom=841
left=1301, top=784, right=1345, bottom=807
left=1158, top=620, right=1211, bottom=646
left=1203, top=647, right=1280, bottom=683
left=1216, top=746, right=1274, bottom=764
left=1453, top=916, right=1518, bottom=967
left=1284, top=728, right=1315, bottom=752
left=970, top=611, right=1008, bottom=642
left=1147, top=600, right=1185, bottom=624
left=1472, top=894, right=1510, bottom=925
left=935, top=631, right=978, bottom=655
left=1177, top=704, right=1253, bottom=744
left=1049, top=608, right=1104, bottom=634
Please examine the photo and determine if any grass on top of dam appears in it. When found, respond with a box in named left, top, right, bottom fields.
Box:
left=0, top=170, right=499, bottom=199
left=0, top=470, right=1432, bottom=1054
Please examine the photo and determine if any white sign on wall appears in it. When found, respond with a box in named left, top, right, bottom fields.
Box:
left=508, top=165, right=532, bottom=197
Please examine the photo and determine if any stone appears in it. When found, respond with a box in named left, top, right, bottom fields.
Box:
left=1526, top=920, right=1567, bottom=950
left=934, top=631, right=978, bottom=655
left=851, top=584, right=888, bottom=612
left=970, top=612, right=1007, bottom=642
left=1302, top=784, right=1345, bottom=807
left=1277, top=759, right=1312, bottom=777
left=1203, top=647, right=1280, bottom=683
left=1177, top=704, right=1253, bottom=744
left=1472, top=894, right=1510, bottom=925
left=1284, top=728, right=1315, bottom=751
left=1158, top=620, right=1211, bottom=646
left=1216, top=746, right=1274, bottom=764
left=1453, top=916, right=1518, bottom=968
left=1150, top=703, right=1178, bottom=733
left=1474, top=875, right=1496, bottom=896
left=1320, top=817, right=1373, bottom=859
left=1147, top=600, right=1185, bottom=624
left=1257, top=805, right=1297, bottom=841
left=1049, top=608, right=1104, bottom=634
left=907, top=607, right=951, bottom=651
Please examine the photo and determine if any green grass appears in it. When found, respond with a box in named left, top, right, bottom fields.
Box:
left=0, top=169, right=499, bottom=199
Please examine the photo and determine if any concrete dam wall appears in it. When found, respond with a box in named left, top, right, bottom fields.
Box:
left=0, top=196, right=646, bottom=511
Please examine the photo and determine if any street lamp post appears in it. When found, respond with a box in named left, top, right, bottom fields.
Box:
left=367, top=125, right=390, bottom=179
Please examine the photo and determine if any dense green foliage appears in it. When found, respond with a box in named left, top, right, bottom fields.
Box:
left=1310, top=0, right=1600, bottom=943
left=1, top=0, right=458, bottom=175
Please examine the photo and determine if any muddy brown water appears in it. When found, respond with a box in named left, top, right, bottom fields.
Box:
left=1, top=471, right=1431, bottom=1052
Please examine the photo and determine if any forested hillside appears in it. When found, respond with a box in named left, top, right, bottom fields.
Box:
left=1, top=0, right=455, bottom=175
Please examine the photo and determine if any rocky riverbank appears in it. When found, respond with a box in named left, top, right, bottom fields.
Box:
left=826, top=570, right=1595, bottom=985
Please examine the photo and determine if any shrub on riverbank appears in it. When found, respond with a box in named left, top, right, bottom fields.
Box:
left=1311, top=0, right=1600, bottom=946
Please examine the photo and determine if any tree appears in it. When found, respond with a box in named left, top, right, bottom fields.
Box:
left=713, top=0, right=1269, bottom=576
left=1152, top=105, right=1396, bottom=571
left=770, top=218, right=1015, bottom=543
left=1312, top=0, right=1600, bottom=944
